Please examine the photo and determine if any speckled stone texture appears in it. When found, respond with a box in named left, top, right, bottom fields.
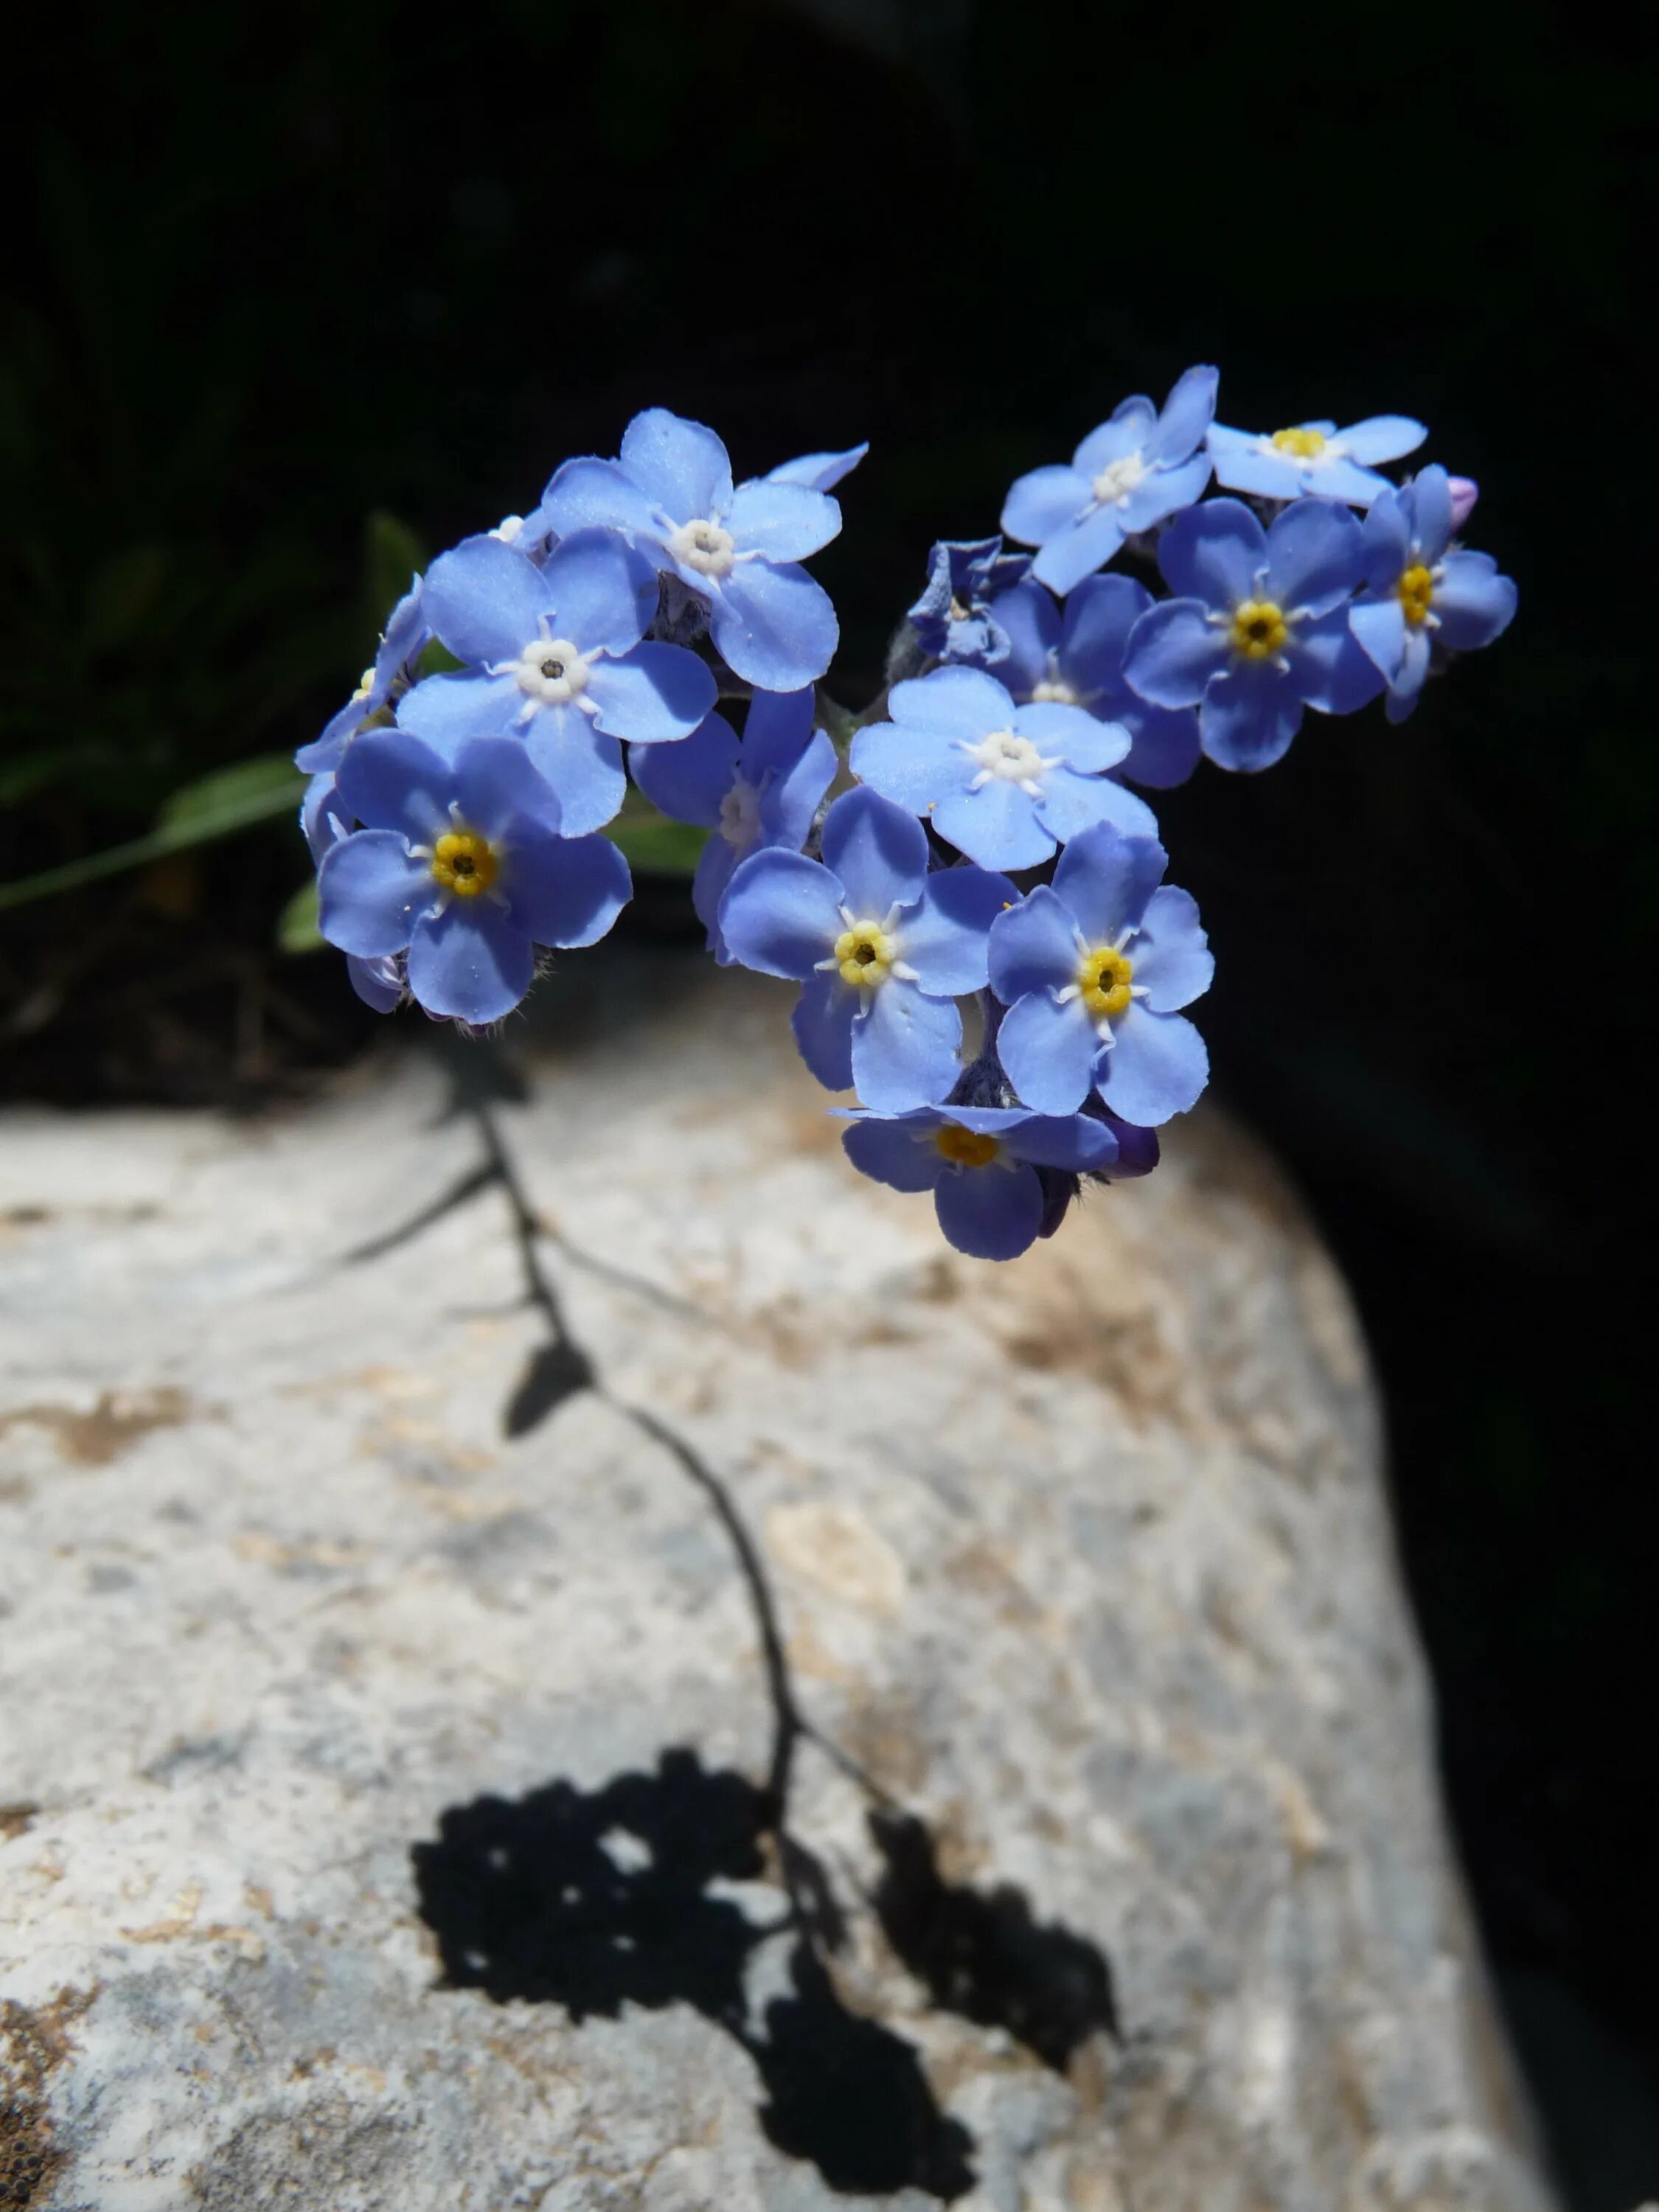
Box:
left=0, top=970, right=1554, bottom=2211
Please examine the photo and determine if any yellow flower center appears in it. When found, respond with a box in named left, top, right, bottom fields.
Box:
left=1397, top=563, right=1435, bottom=627
left=1270, top=427, right=1327, bottom=459
left=431, top=830, right=499, bottom=898
left=1229, top=599, right=1288, bottom=659
left=833, top=922, right=897, bottom=989
left=1077, top=944, right=1135, bottom=1019
left=934, top=1123, right=1001, bottom=1169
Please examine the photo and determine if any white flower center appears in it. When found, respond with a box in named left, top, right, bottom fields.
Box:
left=1029, top=675, right=1079, bottom=706
left=960, top=727, right=1061, bottom=798
left=717, top=777, right=762, bottom=851
left=510, top=636, right=591, bottom=706
left=1091, top=451, right=1147, bottom=506
left=668, top=518, right=737, bottom=580
left=491, top=514, right=526, bottom=544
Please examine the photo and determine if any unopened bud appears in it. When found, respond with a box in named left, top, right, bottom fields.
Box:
left=1447, top=476, right=1479, bottom=532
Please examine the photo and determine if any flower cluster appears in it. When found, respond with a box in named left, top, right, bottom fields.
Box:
left=301, top=377, right=1515, bottom=1259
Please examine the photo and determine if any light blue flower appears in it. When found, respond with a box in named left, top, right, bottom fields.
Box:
left=1207, top=414, right=1426, bottom=507
left=296, top=577, right=429, bottom=776
left=316, top=731, right=630, bottom=1026
left=1349, top=465, right=1518, bottom=723
left=765, top=442, right=869, bottom=492
left=719, top=786, right=1012, bottom=1110
left=1000, top=366, right=1218, bottom=597
left=300, top=772, right=406, bottom=1011
left=839, top=1104, right=1118, bottom=1261
left=1122, top=498, right=1382, bottom=772
left=907, top=537, right=1033, bottom=666
left=987, top=821, right=1211, bottom=1127
left=392, top=527, right=715, bottom=838
left=849, top=665, right=1156, bottom=870
left=991, top=575, right=1200, bottom=789
left=630, top=688, right=836, bottom=963
left=543, top=408, right=845, bottom=690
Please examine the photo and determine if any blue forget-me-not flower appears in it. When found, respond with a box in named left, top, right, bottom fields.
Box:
left=719, top=786, right=1013, bottom=1110
left=1207, top=414, right=1426, bottom=507
left=544, top=408, right=844, bottom=692
left=1001, top=366, right=1218, bottom=597
left=393, top=528, right=714, bottom=838
left=765, top=442, right=869, bottom=493
left=296, top=578, right=430, bottom=776
left=990, top=575, right=1201, bottom=790
left=987, top=823, right=1211, bottom=1127
left=316, top=731, right=630, bottom=1026
left=302, top=772, right=406, bottom=1012
left=907, top=537, right=1034, bottom=666
left=840, top=1104, right=1119, bottom=1260
left=850, top=665, right=1157, bottom=870
left=630, top=688, right=837, bottom=961
left=1123, top=498, right=1381, bottom=772
left=1349, top=465, right=1518, bottom=723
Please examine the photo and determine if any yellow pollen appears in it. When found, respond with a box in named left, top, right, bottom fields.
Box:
left=1230, top=599, right=1288, bottom=659
left=833, top=923, right=895, bottom=989
left=1078, top=944, right=1134, bottom=1019
left=1270, top=427, right=1327, bottom=459
left=431, top=830, right=499, bottom=898
left=1397, top=563, right=1435, bottom=627
left=934, top=1124, right=1001, bottom=1169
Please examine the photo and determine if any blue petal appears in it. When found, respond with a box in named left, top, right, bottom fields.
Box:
left=1097, top=1008, right=1208, bottom=1125
left=317, top=831, right=433, bottom=956
left=742, top=685, right=815, bottom=770
left=841, top=1113, right=942, bottom=1193
left=1199, top=669, right=1303, bottom=771
left=1001, top=465, right=1090, bottom=548
left=1113, top=451, right=1214, bottom=535
left=1117, top=702, right=1201, bottom=788
left=792, top=971, right=856, bottom=1091
left=1264, top=498, right=1364, bottom=615
left=848, top=717, right=965, bottom=815
left=1408, top=466, right=1453, bottom=563
left=720, top=849, right=845, bottom=978
left=1360, top=486, right=1415, bottom=588
left=997, top=990, right=1098, bottom=1115
left=1073, top=402, right=1155, bottom=476
left=502, top=830, right=630, bottom=948
left=347, top=955, right=404, bottom=1014
left=451, top=737, right=564, bottom=840
left=628, top=712, right=740, bottom=826
left=1293, top=613, right=1385, bottom=713
left=852, top=982, right=961, bottom=1110
left=1146, top=364, right=1219, bottom=465
left=335, top=729, right=453, bottom=844
left=520, top=713, right=627, bottom=834
left=1158, top=499, right=1266, bottom=610
left=935, top=1161, right=1045, bottom=1261
left=619, top=408, right=734, bottom=521
left=931, top=780, right=1052, bottom=871
left=406, top=902, right=534, bottom=1025
left=1061, top=573, right=1149, bottom=686
left=692, top=835, right=740, bottom=949
left=727, top=479, right=841, bottom=561
left=1301, top=457, right=1394, bottom=507
left=1349, top=599, right=1410, bottom=681
left=1018, top=700, right=1129, bottom=774
left=1207, top=445, right=1307, bottom=502
left=296, top=695, right=369, bottom=776
left=1034, top=765, right=1158, bottom=847
left=1031, top=504, right=1126, bottom=597
left=1132, top=886, right=1212, bottom=1009
left=587, top=642, right=716, bottom=743
left=302, top=771, right=346, bottom=862
left=1385, top=627, right=1433, bottom=722
left=709, top=560, right=838, bottom=689
left=540, top=529, right=659, bottom=653
left=821, top=785, right=929, bottom=914
left=767, top=442, right=868, bottom=493
left=989, top=884, right=1082, bottom=1001
left=900, top=866, right=1017, bottom=995
left=758, top=726, right=836, bottom=849
left=1004, top=1113, right=1117, bottom=1172
left=543, top=456, right=665, bottom=546
left=1431, top=554, right=1518, bottom=650
left=1338, top=414, right=1427, bottom=465
left=889, top=664, right=1017, bottom=735
left=987, top=580, right=1060, bottom=698
left=1121, top=602, right=1229, bottom=711
left=422, top=535, right=552, bottom=667
left=1051, top=823, right=1168, bottom=944
left=397, top=671, right=523, bottom=754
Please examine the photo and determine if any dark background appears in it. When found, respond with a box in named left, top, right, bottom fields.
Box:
left=4, top=4, right=1653, bottom=2201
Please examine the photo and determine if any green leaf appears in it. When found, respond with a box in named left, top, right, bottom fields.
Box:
left=156, top=754, right=307, bottom=833
left=607, top=786, right=707, bottom=877
left=0, top=754, right=307, bottom=914
left=276, top=877, right=323, bottom=955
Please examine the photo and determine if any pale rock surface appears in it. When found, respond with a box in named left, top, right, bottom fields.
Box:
left=0, top=970, right=1554, bottom=2211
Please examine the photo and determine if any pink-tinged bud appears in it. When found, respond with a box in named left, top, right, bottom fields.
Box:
left=1447, top=476, right=1480, bottom=533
